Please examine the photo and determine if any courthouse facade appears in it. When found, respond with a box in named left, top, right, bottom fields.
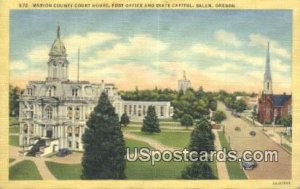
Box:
left=19, top=27, right=173, bottom=156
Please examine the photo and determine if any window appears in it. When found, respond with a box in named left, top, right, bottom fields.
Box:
left=67, top=107, right=73, bottom=120
left=76, top=142, right=79, bottom=149
left=133, top=105, right=136, bottom=115
left=75, top=127, right=80, bottom=137
left=48, top=86, right=55, bottom=96
left=75, top=107, right=80, bottom=120
left=143, top=106, right=146, bottom=115
left=45, top=106, right=53, bottom=119
left=68, top=141, right=72, bottom=148
left=160, top=106, right=164, bottom=116
left=124, top=105, right=127, bottom=114
left=72, top=88, right=79, bottom=97
left=23, top=124, right=28, bottom=134
left=67, top=127, right=72, bottom=137
left=27, top=88, right=32, bottom=96
left=138, top=110, right=141, bottom=117
left=129, top=105, right=132, bottom=115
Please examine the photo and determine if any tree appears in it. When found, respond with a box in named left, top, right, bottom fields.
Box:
left=120, top=112, right=130, bottom=127
left=280, top=115, right=292, bottom=127
left=141, top=106, right=160, bottom=133
left=181, top=161, right=216, bottom=179
left=234, top=99, right=247, bottom=113
left=180, top=114, right=193, bottom=129
left=9, top=85, right=22, bottom=117
left=211, top=111, right=226, bottom=124
left=81, top=92, right=126, bottom=179
left=189, top=118, right=215, bottom=153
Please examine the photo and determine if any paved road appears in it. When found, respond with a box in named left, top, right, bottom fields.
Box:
left=218, top=102, right=291, bottom=179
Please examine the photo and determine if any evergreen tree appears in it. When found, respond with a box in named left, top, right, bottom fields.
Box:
left=212, top=110, right=226, bottom=124
left=181, top=161, right=216, bottom=179
left=180, top=114, right=193, bottom=129
left=120, top=112, right=130, bottom=127
left=81, top=92, right=126, bottom=179
left=141, top=106, right=160, bottom=133
left=189, top=118, right=215, bottom=153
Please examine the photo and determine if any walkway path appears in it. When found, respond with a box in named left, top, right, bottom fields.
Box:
left=212, top=130, right=229, bottom=179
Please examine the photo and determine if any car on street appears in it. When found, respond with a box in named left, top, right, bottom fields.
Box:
left=56, top=148, right=72, bottom=157
left=249, top=131, right=256, bottom=136
left=240, top=158, right=257, bottom=170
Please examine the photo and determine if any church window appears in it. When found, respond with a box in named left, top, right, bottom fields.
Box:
left=76, top=142, right=79, bottom=149
left=53, top=63, right=57, bottom=78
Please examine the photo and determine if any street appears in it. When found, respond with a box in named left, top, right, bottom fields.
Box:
left=218, top=102, right=291, bottom=179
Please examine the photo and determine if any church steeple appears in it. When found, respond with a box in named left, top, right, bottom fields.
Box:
left=263, top=42, right=273, bottom=94
left=57, top=25, right=60, bottom=38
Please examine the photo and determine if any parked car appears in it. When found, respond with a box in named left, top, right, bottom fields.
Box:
left=240, top=158, right=257, bottom=170
left=249, top=131, right=256, bottom=136
left=56, top=148, right=72, bottom=157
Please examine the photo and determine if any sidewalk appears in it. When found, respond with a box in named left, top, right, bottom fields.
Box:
left=212, top=130, right=229, bottom=180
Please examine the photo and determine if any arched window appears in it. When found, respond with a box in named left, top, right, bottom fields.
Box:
left=45, top=106, right=53, bottom=120
left=48, top=86, right=56, bottom=97
left=23, top=124, right=28, bottom=134
left=72, top=88, right=79, bottom=97
left=53, top=63, right=57, bottom=78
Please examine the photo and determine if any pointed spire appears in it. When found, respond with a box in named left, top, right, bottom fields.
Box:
left=57, top=25, right=60, bottom=38
left=264, top=41, right=272, bottom=81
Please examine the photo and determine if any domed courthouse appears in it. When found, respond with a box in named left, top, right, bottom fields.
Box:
left=19, top=27, right=173, bottom=156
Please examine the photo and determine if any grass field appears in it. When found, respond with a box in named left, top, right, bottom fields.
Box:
left=9, top=135, right=19, bottom=147
left=45, top=159, right=217, bottom=180
left=218, top=131, right=247, bottom=179
left=125, top=138, right=155, bottom=152
left=133, top=132, right=190, bottom=149
left=9, top=117, right=19, bottom=126
left=46, top=161, right=82, bottom=180
left=9, top=126, right=19, bottom=134
left=9, top=160, right=42, bottom=180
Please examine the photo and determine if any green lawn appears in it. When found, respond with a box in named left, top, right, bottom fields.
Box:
left=218, top=131, right=247, bottom=179
left=45, top=159, right=217, bottom=180
left=9, top=160, right=42, bottom=180
left=133, top=132, right=190, bottom=149
left=9, top=117, right=19, bottom=126
left=9, top=135, right=19, bottom=147
left=125, top=138, right=155, bottom=152
left=46, top=161, right=82, bottom=180
left=282, top=143, right=292, bottom=152
left=9, top=126, right=19, bottom=134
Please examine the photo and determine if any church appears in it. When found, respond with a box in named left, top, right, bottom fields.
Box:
left=257, top=43, right=292, bottom=124
left=18, top=27, right=173, bottom=156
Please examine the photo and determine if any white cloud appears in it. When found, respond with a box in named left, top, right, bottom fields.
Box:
left=205, top=63, right=243, bottom=72
left=214, top=30, right=242, bottom=47
left=248, top=33, right=290, bottom=59
left=191, top=43, right=264, bottom=66
left=10, top=60, right=28, bottom=71
left=97, top=34, right=169, bottom=61
left=26, top=45, right=49, bottom=64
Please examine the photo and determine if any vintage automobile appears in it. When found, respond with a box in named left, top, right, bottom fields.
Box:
left=56, top=148, right=72, bottom=157
left=240, top=158, right=257, bottom=170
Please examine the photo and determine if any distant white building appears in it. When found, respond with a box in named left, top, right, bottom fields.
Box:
left=19, top=26, right=173, bottom=156
left=178, top=71, right=191, bottom=93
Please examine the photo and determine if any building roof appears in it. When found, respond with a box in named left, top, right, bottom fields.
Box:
left=271, top=94, right=291, bottom=107
left=49, top=26, right=66, bottom=56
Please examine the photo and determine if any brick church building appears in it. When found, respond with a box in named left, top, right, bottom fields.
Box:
left=257, top=43, right=292, bottom=124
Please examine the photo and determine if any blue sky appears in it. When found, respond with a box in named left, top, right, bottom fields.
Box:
left=10, top=10, right=292, bottom=92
